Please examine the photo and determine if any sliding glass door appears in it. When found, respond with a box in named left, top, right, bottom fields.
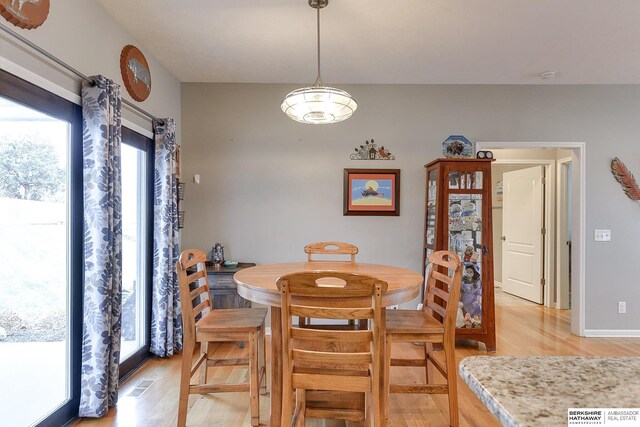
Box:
left=0, top=70, right=82, bottom=426
left=119, top=128, right=153, bottom=373
left=0, top=69, right=154, bottom=425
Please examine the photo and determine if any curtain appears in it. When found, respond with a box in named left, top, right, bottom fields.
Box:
left=150, top=118, right=183, bottom=357
left=79, top=75, right=123, bottom=417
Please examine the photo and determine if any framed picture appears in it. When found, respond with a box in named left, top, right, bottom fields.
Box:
left=343, top=168, right=400, bottom=216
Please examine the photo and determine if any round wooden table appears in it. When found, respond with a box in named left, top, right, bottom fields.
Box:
left=235, top=261, right=423, bottom=426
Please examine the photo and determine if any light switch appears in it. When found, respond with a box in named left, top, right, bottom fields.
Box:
left=193, top=174, right=200, bottom=184
left=594, top=229, right=611, bottom=241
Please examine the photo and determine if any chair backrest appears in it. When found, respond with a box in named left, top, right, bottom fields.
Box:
left=176, top=249, right=213, bottom=336
left=423, top=251, right=463, bottom=341
left=277, top=271, right=387, bottom=391
left=304, top=241, right=359, bottom=263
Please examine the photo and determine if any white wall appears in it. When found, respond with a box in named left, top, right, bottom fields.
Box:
left=181, top=83, right=640, bottom=332
left=0, top=0, right=181, bottom=137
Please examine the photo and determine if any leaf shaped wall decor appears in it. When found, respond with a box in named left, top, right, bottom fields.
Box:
left=610, top=157, right=640, bottom=201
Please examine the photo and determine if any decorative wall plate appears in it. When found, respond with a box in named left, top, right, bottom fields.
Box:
left=120, top=45, right=151, bottom=102
left=0, top=0, right=50, bottom=29
left=442, top=135, right=473, bottom=158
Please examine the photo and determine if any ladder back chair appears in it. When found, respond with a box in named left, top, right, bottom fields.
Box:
left=304, top=241, right=359, bottom=263
left=176, top=249, right=267, bottom=427
left=384, top=250, right=463, bottom=427
left=277, top=271, right=387, bottom=427
left=301, top=241, right=360, bottom=328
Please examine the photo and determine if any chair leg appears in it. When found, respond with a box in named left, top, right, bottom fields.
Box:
left=177, top=342, right=194, bottom=427
left=444, top=344, right=459, bottom=427
left=424, top=342, right=431, bottom=384
left=259, top=328, right=268, bottom=394
left=294, top=389, right=306, bottom=427
left=384, top=335, right=392, bottom=424
left=199, top=341, right=209, bottom=385
left=282, top=382, right=294, bottom=426
left=249, top=332, right=260, bottom=427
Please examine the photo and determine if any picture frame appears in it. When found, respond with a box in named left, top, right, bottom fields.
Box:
left=343, top=168, right=400, bottom=216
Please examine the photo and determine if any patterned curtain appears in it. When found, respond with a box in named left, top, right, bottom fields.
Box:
left=79, top=75, right=123, bottom=417
left=150, top=118, right=183, bottom=357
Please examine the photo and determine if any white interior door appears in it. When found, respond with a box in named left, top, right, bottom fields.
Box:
left=501, top=166, right=545, bottom=303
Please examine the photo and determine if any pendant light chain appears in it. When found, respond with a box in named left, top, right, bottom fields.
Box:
left=316, top=4, right=322, bottom=85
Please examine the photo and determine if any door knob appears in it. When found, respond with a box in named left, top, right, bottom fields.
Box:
left=501, top=236, right=506, bottom=241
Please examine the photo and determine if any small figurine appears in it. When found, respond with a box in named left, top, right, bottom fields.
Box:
left=456, top=301, right=465, bottom=328
left=460, top=263, right=482, bottom=317
left=462, top=245, right=479, bottom=262
left=211, top=242, right=225, bottom=265
left=463, top=312, right=473, bottom=328
left=471, top=314, right=482, bottom=328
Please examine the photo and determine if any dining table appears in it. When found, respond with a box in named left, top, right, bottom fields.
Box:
left=234, top=261, right=424, bottom=426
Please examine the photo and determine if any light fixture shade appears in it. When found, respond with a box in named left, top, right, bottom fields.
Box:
left=281, top=85, right=357, bottom=124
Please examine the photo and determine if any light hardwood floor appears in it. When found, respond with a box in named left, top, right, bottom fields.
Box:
left=74, top=294, right=640, bottom=427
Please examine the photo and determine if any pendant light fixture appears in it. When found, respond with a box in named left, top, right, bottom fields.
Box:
left=281, top=0, right=357, bottom=124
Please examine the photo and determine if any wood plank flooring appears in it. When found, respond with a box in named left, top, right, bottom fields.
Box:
left=73, top=294, right=640, bottom=427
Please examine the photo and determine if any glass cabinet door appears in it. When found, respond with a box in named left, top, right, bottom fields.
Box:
left=425, top=169, right=438, bottom=275
left=448, top=176, right=484, bottom=330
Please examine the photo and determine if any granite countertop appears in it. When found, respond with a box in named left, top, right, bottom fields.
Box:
left=459, top=355, right=640, bottom=426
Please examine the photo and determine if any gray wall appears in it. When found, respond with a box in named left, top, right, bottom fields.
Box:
left=181, top=83, right=640, bottom=332
left=0, top=0, right=181, bottom=136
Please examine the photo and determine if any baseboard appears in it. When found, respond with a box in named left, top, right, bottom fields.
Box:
left=494, top=281, right=503, bottom=289
left=583, top=329, right=640, bottom=337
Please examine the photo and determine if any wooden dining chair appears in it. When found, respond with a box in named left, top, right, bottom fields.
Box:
left=304, top=241, right=359, bottom=263
left=277, top=271, right=387, bottom=427
left=301, top=241, right=360, bottom=328
left=176, top=249, right=268, bottom=427
left=384, top=250, right=463, bottom=427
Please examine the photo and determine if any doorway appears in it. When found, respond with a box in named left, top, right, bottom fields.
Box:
left=491, top=158, right=556, bottom=307
left=476, top=142, right=585, bottom=336
left=501, top=165, right=545, bottom=304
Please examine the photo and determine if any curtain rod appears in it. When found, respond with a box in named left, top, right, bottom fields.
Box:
left=0, top=22, right=164, bottom=125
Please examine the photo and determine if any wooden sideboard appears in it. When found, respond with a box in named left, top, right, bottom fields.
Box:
left=205, top=262, right=255, bottom=309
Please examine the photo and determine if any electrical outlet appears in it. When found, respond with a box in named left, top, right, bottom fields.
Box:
left=618, top=301, right=626, bottom=314
left=594, top=229, right=611, bottom=241
left=417, top=303, right=424, bottom=311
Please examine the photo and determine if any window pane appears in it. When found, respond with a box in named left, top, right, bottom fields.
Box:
left=0, top=96, right=71, bottom=426
left=120, top=142, right=147, bottom=362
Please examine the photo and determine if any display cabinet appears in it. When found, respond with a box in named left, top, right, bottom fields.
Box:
left=424, top=158, right=496, bottom=351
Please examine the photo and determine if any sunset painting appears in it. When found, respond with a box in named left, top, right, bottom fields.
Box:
left=343, top=169, right=400, bottom=216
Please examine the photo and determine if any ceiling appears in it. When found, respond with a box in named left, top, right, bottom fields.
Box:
left=96, top=0, right=640, bottom=85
